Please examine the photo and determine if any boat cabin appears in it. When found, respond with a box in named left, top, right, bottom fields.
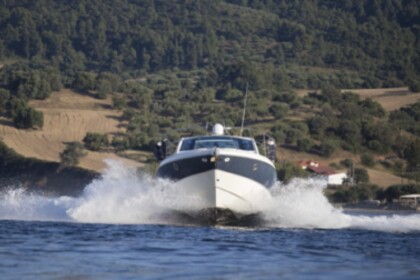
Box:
left=154, top=123, right=276, bottom=162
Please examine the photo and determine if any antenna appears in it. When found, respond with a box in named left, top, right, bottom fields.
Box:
left=240, top=82, right=249, bottom=137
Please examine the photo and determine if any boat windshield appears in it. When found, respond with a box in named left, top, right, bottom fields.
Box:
left=195, top=139, right=237, bottom=149
left=179, top=136, right=256, bottom=152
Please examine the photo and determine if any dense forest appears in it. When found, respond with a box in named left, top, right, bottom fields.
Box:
left=0, top=0, right=420, bottom=193
left=0, top=0, right=419, bottom=87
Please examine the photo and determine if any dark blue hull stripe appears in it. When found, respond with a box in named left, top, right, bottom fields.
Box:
left=157, top=155, right=277, bottom=188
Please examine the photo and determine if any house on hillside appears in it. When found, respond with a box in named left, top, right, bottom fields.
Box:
left=298, top=160, right=347, bottom=186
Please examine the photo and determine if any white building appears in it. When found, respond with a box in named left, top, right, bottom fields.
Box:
left=298, top=160, right=347, bottom=186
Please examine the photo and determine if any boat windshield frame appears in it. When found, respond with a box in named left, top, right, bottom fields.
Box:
left=177, top=136, right=258, bottom=153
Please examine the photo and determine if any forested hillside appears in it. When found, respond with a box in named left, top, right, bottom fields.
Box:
left=0, top=0, right=419, bottom=87
left=0, top=0, right=419, bottom=189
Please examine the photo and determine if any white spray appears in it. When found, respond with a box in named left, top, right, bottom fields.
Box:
left=262, top=178, right=352, bottom=229
left=1, top=160, right=419, bottom=232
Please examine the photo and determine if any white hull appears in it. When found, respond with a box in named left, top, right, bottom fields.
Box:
left=174, top=169, right=272, bottom=216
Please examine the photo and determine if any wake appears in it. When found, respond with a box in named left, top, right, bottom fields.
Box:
left=1, top=160, right=419, bottom=233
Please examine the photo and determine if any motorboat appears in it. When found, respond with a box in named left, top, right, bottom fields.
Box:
left=155, top=124, right=277, bottom=224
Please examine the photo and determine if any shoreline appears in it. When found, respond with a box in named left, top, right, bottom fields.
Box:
left=340, top=206, right=419, bottom=215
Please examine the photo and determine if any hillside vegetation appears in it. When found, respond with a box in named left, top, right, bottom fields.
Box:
left=0, top=0, right=419, bottom=191
left=0, top=89, right=143, bottom=172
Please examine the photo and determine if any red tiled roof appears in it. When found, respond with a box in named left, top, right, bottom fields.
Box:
left=298, top=160, right=340, bottom=175
left=307, top=165, right=337, bottom=175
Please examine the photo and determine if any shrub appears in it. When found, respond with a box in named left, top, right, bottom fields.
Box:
left=367, top=140, right=388, bottom=153
left=269, top=103, right=289, bottom=119
left=408, top=80, right=420, bottom=93
left=329, top=184, right=379, bottom=203
left=296, top=138, right=314, bottom=153
left=308, top=116, right=329, bottom=136
left=361, top=154, right=375, bottom=167
left=340, top=158, right=353, bottom=168
left=405, top=139, right=420, bottom=168
left=83, top=133, right=109, bottom=151
left=111, top=137, right=129, bottom=151
left=0, top=88, right=10, bottom=113
left=97, top=79, right=112, bottom=99
left=284, top=128, right=301, bottom=145
left=222, top=88, right=243, bottom=102
left=60, top=142, right=86, bottom=167
left=354, top=168, right=369, bottom=184
left=112, top=96, right=126, bottom=110
left=73, top=72, right=97, bottom=92
left=318, top=140, right=337, bottom=157
left=272, top=131, right=286, bottom=144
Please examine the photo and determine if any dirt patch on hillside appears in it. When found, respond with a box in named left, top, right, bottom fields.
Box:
left=366, top=168, right=403, bottom=188
left=348, top=87, right=420, bottom=111
left=295, top=87, right=420, bottom=111
left=0, top=89, right=143, bottom=172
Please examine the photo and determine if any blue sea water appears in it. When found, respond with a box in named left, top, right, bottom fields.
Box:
left=1, top=221, right=419, bottom=279
left=1, top=161, right=420, bottom=279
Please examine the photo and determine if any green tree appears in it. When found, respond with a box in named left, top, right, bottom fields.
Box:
left=6, top=98, right=27, bottom=119
left=112, top=96, right=126, bottom=110
left=72, top=72, right=96, bottom=92
left=363, top=122, right=397, bottom=150
left=13, top=106, right=43, bottom=129
left=269, top=103, right=289, bottom=119
left=405, top=139, right=420, bottom=168
left=337, top=120, right=361, bottom=143
left=222, top=88, right=243, bottom=102
left=354, top=167, right=369, bottom=184
left=96, top=79, right=112, bottom=99
left=0, top=88, right=10, bottom=113
left=359, top=98, right=385, bottom=118
left=15, top=71, right=52, bottom=100
left=308, top=116, right=329, bottom=137
left=60, top=142, right=86, bottom=167
left=318, top=140, right=337, bottom=157
left=361, top=154, right=375, bottom=167
left=408, top=80, right=420, bottom=93
left=296, top=138, right=314, bottom=153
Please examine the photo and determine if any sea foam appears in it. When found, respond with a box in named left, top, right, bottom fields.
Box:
left=1, top=160, right=419, bottom=232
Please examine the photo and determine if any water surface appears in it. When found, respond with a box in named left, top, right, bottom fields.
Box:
left=1, top=161, right=419, bottom=279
